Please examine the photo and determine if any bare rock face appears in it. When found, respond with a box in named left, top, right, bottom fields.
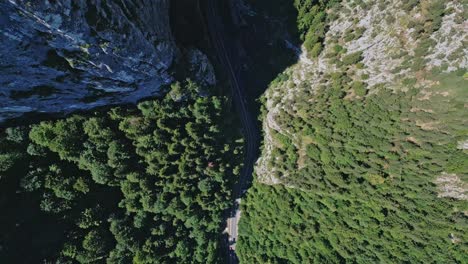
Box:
left=0, top=0, right=177, bottom=122
left=435, top=173, right=468, bottom=201
left=188, top=48, right=216, bottom=87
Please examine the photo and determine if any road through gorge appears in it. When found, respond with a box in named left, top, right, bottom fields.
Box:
left=202, top=0, right=260, bottom=263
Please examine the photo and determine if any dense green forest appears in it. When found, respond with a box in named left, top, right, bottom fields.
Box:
left=0, top=80, right=244, bottom=263
left=238, top=0, right=467, bottom=263
left=294, top=0, right=339, bottom=57
left=238, top=74, right=468, bottom=262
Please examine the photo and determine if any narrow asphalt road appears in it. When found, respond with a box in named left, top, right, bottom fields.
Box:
left=202, top=0, right=259, bottom=263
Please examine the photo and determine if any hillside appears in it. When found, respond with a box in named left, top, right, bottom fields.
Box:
left=238, top=0, right=468, bottom=262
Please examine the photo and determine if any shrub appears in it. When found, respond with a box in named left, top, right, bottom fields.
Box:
left=402, top=0, right=420, bottom=12
left=309, top=43, right=324, bottom=58
left=402, top=78, right=417, bottom=87
left=342, top=51, right=364, bottom=66
left=354, top=27, right=366, bottom=39
left=352, top=81, right=367, bottom=96
left=344, top=28, right=356, bottom=42
left=423, top=0, right=445, bottom=33
left=414, top=38, right=436, bottom=57
left=334, top=44, right=345, bottom=54
left=411, top=57, right=427, bottom=71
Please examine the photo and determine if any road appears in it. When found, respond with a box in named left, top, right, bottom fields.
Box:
left=202, top=0, right=259, bottom=263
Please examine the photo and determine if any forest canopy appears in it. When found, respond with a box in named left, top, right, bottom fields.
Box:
left=0, top=80, right=244, bottom=263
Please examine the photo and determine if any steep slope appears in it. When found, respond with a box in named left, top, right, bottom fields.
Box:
left=238, top=0, right=467, bottom=262
left=0, top=0, right=176, bottom=122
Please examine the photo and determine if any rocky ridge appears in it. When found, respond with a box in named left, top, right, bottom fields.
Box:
left=0, top=0, right=177, bottom=122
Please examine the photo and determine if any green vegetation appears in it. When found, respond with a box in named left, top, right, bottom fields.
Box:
left=295, top=0, right=339, bottom=57
left=0, top=1, right=464, bottom=263
left=344, top=27, right=366, bottom=42
left=238, top=71, right=468, bottom=263
left=342, top=51, right=363, bottom=66
left=402, top=0, right=448, bottom=73
left=0, top=81, right=244, bottom=263
left=239, top=0, right=468, bottom=260
left=351, top=80, right=367, bottom=96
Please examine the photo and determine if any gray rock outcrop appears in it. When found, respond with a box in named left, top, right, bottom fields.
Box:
left=0, top=0, right=177, bottom=122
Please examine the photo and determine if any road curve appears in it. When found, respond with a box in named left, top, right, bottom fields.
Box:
left=202, top=0, right=259, bottom=263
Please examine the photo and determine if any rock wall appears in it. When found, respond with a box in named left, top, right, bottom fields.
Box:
left=0, top=0, right=177, bottom=122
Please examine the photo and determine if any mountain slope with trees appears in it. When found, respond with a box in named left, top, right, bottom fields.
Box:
left=238, top=0, right=467, bottom=262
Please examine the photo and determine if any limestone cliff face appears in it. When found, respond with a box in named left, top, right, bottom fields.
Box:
left=0, top=0, right=177, bottom=122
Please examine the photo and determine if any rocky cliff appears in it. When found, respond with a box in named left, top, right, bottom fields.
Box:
left=0, top=0, right=177, bottom=122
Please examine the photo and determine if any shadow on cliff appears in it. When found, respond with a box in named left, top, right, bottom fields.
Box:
left=208, top=0, right=302, bottom=188
left=224, top=0, right=301, bottom=113
left=170, top=0, right=301, bottom=115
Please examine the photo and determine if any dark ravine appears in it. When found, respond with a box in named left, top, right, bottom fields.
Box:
left=198, top=1, right=302, bottom=262
left=1, top=0, right=176, bottom=123
left=203, top=1, right=247, bottom=262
